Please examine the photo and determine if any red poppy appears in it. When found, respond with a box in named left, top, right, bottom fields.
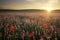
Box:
left=10, top=26, right=15, bottom=31
left=34, top=20, right=37, bottom=23
left=43, top=23, right=48, bottom=29
left=6, top=18, right=8, bottom=20
left=40, top=18, right=44, bottom=22
left=29, top=33, right=33, bottom=38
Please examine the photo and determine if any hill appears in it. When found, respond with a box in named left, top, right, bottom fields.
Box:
left=0, top=9, right=60, bottom=13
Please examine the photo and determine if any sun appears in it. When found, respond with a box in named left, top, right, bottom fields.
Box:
left=42, top=7, right=53, bottom=12
left=46, top=7, right=53, bottom=12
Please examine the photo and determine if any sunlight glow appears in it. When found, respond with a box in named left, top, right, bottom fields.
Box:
left=46, top=7, right=53, bottom=12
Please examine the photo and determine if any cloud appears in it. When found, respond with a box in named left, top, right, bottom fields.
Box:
left=26, top=0, right=49, bottom=3
left=44, top=0, right=58, bottom=7
left=26, top=0, right=35, bottom=1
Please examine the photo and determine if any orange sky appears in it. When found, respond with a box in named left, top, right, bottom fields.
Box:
left=0, top=0, right=60, bottom=10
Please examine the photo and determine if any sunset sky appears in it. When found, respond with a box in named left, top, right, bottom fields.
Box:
left=0, top=0, right=60, bottom=10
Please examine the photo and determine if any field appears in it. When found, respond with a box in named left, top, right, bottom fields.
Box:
left=0, top=10, right=60, bottom=40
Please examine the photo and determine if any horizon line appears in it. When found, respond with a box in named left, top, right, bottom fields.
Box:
left=0, top=8, right=60, bottom=10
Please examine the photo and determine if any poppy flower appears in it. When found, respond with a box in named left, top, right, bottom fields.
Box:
left=6, top=17, right=8, bottom=20
left=10, top=26, right=15, bottom=31
left=34, top=20, right=37, bottom=23
left=29, top=33, right=33, bottom=38
left=39, top=18, right=44, bottom=22
left=43, top=23, right=48, bottom=29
